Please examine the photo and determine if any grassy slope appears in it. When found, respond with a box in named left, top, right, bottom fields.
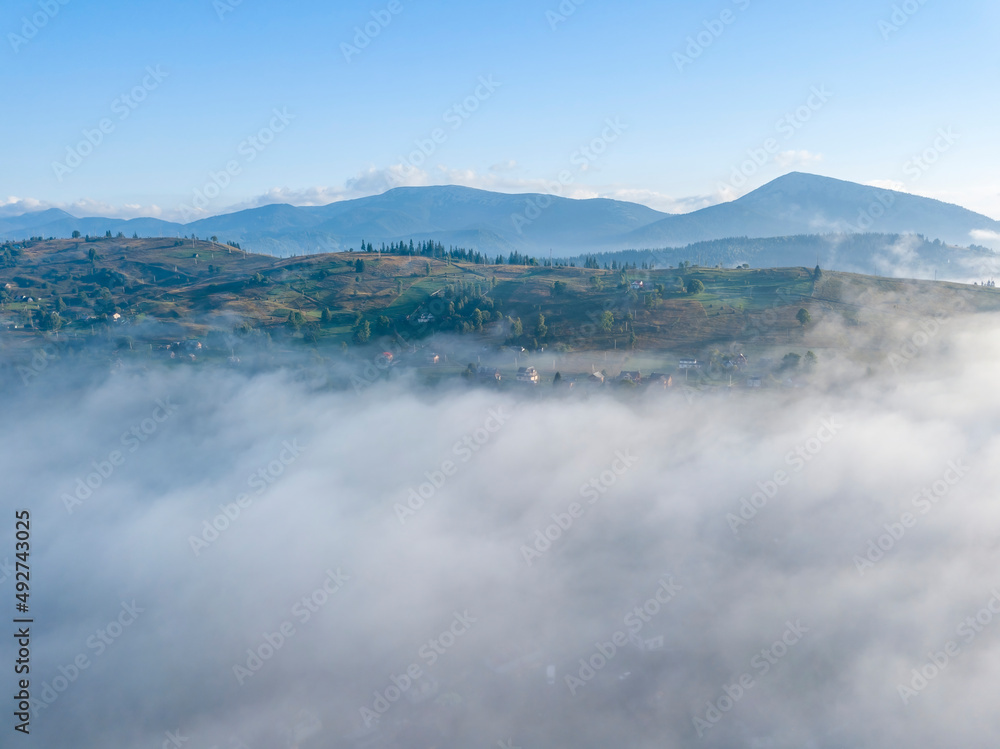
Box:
left=2, top=238, right=999, bottom=362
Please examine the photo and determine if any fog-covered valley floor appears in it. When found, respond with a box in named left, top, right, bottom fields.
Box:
left=4, top=314, right=1000, bottom=749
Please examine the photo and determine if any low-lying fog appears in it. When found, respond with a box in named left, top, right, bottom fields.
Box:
left=4, top=312, right=1000, bottom=749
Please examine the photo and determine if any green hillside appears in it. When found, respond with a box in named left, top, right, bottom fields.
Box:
left=1, top=237, right=999, bottom=382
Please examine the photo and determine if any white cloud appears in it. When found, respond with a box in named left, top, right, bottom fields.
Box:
left=602, top=187, right=721, bottom=214
left=12, top=315, right=1000, bottom=747
left=489, top=160, right=518, bottom=172
left=72, top=199, right=165, bottom=219
left=0, top=196, right=48, bottom=217
left=229, top=185, right=365, bottom=210
left=431, top=166, right=587, bottom=196
left=222, top=165, right=438, bottom=215
left=0, top=197, right=165, bottom=220
left=970, top=229, right=1000, bottom=244
left=775, top=150, right=824, bottom=168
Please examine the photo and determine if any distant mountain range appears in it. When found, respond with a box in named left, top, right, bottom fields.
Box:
left=566, top=234, right=1000, bottom=284
left=3, top=173, right=999, bottom=268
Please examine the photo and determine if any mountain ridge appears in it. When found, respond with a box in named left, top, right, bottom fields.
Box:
left=4, top=174, right=998, bottom=260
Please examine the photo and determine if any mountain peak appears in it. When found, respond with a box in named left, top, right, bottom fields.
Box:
left=12, top=206, right=77, bottom=221
left=748, top=171, right=878, bottom=195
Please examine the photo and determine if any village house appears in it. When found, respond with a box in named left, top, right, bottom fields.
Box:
left=517, top=366, right=539, bottom=384
left=647, top=373, right=673, bottom=387
left=723, top=352, right=749, bottom=370
left=618, top=370, right=642, bottom=384
left=477, top=365, right=502, bottom=383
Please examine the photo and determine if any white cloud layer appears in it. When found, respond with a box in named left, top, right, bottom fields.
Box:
left=0, top=196, right=164, bottom=220
left=970, top=229, right=1000, bottom=248
left=5, top=307, right=1000, bottom=747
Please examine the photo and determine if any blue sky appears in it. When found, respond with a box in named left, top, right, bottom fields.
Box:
left=2, top=0, right=997, bottom=222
